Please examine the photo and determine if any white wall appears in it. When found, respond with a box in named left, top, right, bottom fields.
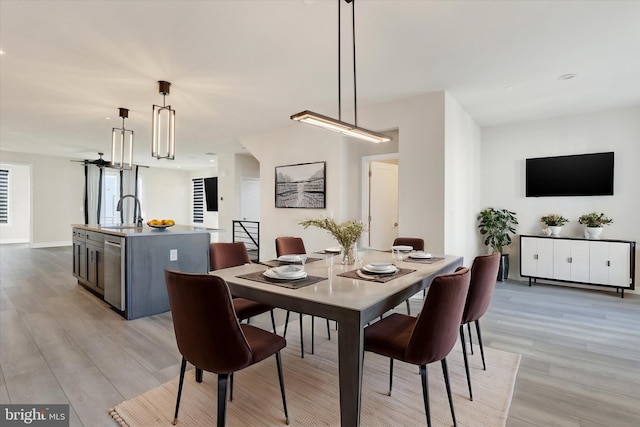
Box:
left=444, top=93, right=483, bottom=265
left=481, top=106, right=640, bottom=291
left=0, top=151, right=84, bottom=247
left=359, top=93, right=448, bottom=254
left=0, top=150, right=193, bottom=247
left=242, top=91, right=481, bottom=263
left=139, top=166, right=191, bottom=226
left=241, top=125, right=345, bottom=260
left=212, top=153, right=260, bottom=242
left=0, top=162, right=31, bottom=244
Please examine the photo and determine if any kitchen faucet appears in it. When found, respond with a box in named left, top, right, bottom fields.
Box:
left=116, top=195, right=143, bottom=228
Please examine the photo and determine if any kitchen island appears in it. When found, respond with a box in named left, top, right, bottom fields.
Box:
left=72, top=224, right=215, bottom=319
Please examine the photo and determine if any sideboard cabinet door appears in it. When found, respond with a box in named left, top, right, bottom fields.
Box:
left=521, top=237, right=554, bottom=278
left=590, top=241, right=631, bottom=288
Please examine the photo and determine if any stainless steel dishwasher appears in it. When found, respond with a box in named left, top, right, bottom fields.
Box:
left=104, top=237, right=125, bottom=311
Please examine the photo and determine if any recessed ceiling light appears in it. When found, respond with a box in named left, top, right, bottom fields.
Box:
left=0, top=50, right=5, bottom=55
left=105, top=117, right=111, bottom=120
left=504, top=85, right=513, bottom=90
left=558, top=73, right=577, bottom=80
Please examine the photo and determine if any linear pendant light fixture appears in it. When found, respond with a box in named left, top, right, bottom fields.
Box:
left=152, top=80, right=176, bottom=160
left=291, top=0, right=391, bottom=143
left=111, top=107, right=134, bottom=170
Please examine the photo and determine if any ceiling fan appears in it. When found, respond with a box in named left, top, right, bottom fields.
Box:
left=71, top=152, right=113, bottom=168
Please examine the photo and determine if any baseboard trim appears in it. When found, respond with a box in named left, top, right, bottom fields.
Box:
left=30, top=241, right=72, bottom=248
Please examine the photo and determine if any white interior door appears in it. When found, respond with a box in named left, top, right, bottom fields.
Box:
left=368, top=161, right=398, bottom=249
left=240, top=177, right=260, bottom=221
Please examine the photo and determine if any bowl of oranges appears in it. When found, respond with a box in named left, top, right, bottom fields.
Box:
left=147, top=219, right=175, bottom=230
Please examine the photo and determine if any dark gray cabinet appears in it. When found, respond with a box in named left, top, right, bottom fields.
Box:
left=72, top=229, right=87, bottom=281
left=73, top=228, right=105, bottom=295
left=72, top=225, right=212, bottom=319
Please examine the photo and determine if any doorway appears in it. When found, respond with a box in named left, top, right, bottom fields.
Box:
left=0, top=163, right=31, bottom=245
left=361, top=155, right=399, bottom=250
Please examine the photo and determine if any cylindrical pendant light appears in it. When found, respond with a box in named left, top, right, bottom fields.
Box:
left=111, top=107, right=134, bottom=170
left=152, top=80, right=176, bottom=160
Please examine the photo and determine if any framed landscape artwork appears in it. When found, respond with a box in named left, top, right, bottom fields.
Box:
left=275, top=161, right=326, bottom=209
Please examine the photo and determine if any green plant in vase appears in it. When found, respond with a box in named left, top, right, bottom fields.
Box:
left=578, top=212, right=612, bottom=239
left=540, top=214, right=569, bottom=236
left=300, top=218, right=364, bottom=264
left=477, top=208, right=518, bottom=281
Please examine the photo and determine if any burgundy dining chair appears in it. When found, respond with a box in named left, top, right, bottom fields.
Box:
left=165, top=270, right=289, bottom=426
left=275, top=237, right=331, bottom=358
left=210, top=242, right=277, bottom=334
left=459, top=252, right=501, bottom=401
left=393, top=237, right=425, bottom=315
left=364, top=267, right=471, bottom=427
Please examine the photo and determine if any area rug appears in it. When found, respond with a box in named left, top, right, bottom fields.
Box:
left=109, top=319, right=520, bottom=426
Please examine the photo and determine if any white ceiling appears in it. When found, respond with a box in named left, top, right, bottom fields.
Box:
left=1, top=0, right=639, bottom=170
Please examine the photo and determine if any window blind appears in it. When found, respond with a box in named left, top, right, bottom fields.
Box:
left=0, top=169, right=8, bottom=224
left=192, top=178, right=204, bottom=223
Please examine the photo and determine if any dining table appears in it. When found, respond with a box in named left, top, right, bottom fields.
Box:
left=210, top=249, right=463, bottom=427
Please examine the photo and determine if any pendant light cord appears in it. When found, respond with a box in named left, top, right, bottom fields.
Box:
left=338, top=0, right=342, bottom=121
left=352, top=0, right=357, bottom=127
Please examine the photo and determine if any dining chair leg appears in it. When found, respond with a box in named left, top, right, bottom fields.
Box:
left=459, top=325, right=473, bottom=401
left=311, top=316, right=315, bottom=354
left=283, top=311, right=291, bottom=337
left=173, top=357, right=187, bottom=425
left=441, top=358, right=457, bottom=427
left=229, top=372, right=234, bottom=402
left=388, top=358, right=394, bottom=396
left=326, top=319, right=331, bottom=340
left=467, top=322, right=474, bottom=355
left=299, top=314, right=304, bottom=358
left=195, top=367, right=203, bottom=383
left=405, top=299, right=411, bottom=316
left=270, top=310, right=277, bottom=334
left=419, top=364, right=431, bottom=427
left=275, top=351, right=290, bottom=425
left=475, top=320, right=487, bottom=370
left=217, top=373, right=229, bottom=427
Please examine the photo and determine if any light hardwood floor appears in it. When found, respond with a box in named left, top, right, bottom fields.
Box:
left=0, top=245, right=638, bottom=426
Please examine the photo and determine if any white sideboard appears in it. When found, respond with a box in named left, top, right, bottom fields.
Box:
left=520, top=235, right=636, bottom=297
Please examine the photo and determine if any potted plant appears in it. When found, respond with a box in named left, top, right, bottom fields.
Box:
left=578, top=212, right=613, bottom=239
left=540, top=214, right=569, bottom=236
left=477, top=208, right=518, bottom=281
left=300, top=218, right=365, bottom=264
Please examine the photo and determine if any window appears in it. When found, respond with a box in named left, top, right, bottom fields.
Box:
left=192, top=178, right=204, bottom=223
left=101, top=168, right=120, bottom=225
left=0, top=169, right=8, bottom=224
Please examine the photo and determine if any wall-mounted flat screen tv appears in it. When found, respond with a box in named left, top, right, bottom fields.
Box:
left=204, top=177, right=218, bottom=211
left=526, top=152, right=614, bottom=197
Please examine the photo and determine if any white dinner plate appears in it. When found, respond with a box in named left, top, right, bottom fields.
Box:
left=365, top=263, right=393, bottom=271
left=325, top=247, right=342, bottom=254
left=362, top=264, right=398, bottom=274
left=408, top=252, right=433, bottom=259
left=277, top=254, right=302, bottom=262
left=391, top=245, right=413, bottom=252
left=264, top=266, right=307, bottom=280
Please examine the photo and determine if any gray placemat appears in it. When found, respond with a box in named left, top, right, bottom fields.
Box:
left=260, top=257, right=323, bottom=268
left=236, top=271, right=326, bottom=289
left=337, top=268, right=416, bottom=283
left=403, top=256, right=444, bottom=264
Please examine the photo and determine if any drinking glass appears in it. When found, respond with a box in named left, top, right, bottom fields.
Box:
left=393, top=248, right=404, bottom=267
left=299, top=254, right=308, bottom=271
left=325, top=253, right=335, bottom=270
left=355, top=249, right=366, bottom=268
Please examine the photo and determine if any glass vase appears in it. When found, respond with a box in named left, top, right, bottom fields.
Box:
left=341, top=243, right=356, bottom=265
